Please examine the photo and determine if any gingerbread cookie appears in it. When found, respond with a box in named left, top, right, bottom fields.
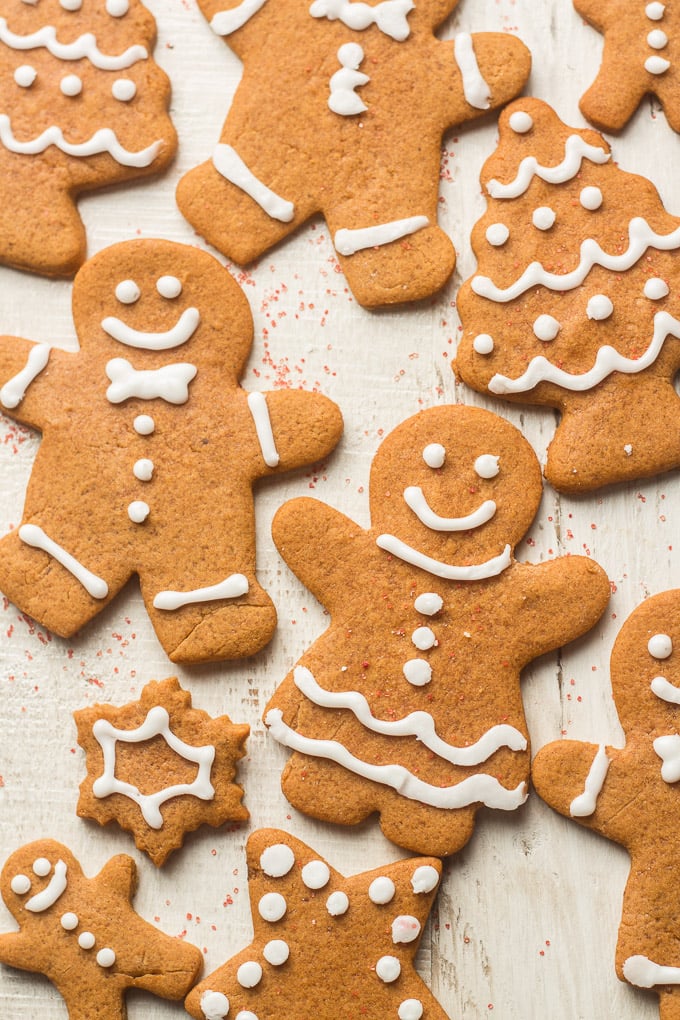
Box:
left=532, top=590, right=680, bottom=1020
left=175, top=0, right=531, bottom=308
left=0, top=838, right=202, bottom=1018
left=75, top=677, right=249, bottom=866
left=0, top=238, right=343, bottom=663
left=185, top=828, right=446, bottom=1020
left=454, top=98, right=680, bottom=493
left=574, top=0, right=680, bottom=133
left=263, top=404, right=610, bottom=857
left=0, top=0, right=176, bottom=277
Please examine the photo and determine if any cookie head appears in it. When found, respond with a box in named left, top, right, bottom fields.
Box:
left=1, top=840, right=78, bottom=923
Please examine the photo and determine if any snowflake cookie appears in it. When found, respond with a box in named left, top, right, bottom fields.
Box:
left=185, top=828, right=445, bottom=1020
left=532, top=590, right=680, bottom=1020
left=176, top=0, right=531, bottom=308
left=0, top=0, right=176, bottom=276
left=455, top=97, right=680, bottom=492
left=263, top=404, right=610, bottom=857
left=0, top=838, right=203, bottom=1019
left=75, top=676, right=249, bottom=866
left=0, top=238, right=343, bottom=663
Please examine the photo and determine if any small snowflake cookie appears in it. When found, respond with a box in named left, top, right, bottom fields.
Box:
left=185, top=828, right=445, bottom=1020
left=175, top=0, right=531, bottom=308
left=0, top=839, right=203, bottom=1019
left=0, top=238, right=343, bottom=663
left=532, top=590, right=680, bottom=1020
left=263, top=404, right=610, bottom=857
left=75, top=676, right=250, bottom=865
left=455, top=98, right=680, bottom=492
left=0, top=0, right=176, bottom=276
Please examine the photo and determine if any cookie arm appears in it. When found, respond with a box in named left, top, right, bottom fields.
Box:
left=0, top=929, right=37, bottom=970
left=248, top=390, right=343, bottom=475
left=0, top=337, right=61, bottom=430
left=445, top=33, right=531, bottom=127
left=573, top=0, right=620, bottom=31
left=97, top=853, right=137, bottom=899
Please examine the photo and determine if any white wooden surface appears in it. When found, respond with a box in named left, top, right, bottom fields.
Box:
left=0, top=1, right=677, bottom=1017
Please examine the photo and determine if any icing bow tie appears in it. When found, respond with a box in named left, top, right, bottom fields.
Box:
left=105, top=357, right=197, bottom=405
left=653, top=733, right=680, bottom=784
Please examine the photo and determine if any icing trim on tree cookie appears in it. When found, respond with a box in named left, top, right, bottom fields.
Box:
left=0, top=117, right=163, bottom=168
left=486, top=133, right=610, bottom=200
left=0, top=17, right=148, bottom=70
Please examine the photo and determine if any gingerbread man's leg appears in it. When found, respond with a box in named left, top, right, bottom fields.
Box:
left=660, top=989, right=680, bottom=1020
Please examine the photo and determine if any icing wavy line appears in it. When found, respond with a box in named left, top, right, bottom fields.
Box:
left=0, top=116, right=162, bottom=167
left=376, top=534, right=512, bottom=580
left=404, top=487, right=496, bottom=531
left=486, top=134, right=610, bottom=200
left=472, top=217, right=680, bottom=303
left=0, top=19, right=148, bottom=69
left=292, top=665, right=527, bottom=766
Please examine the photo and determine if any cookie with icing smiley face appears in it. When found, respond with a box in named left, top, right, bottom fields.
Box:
left=264, top=404, right=610, bottom=856
left=0, top=238, right=343, bottom=663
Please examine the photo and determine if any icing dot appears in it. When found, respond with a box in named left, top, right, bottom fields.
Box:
left=128, top=500, right=150, bottom=523
left=392, top=915, right=421, bottom=944
left=133, top=458, right=154, bottom=481
left=644, top=277, right=669, bottom=300
left=648, top=28, right=668, bottom=48
left=301, top=860, right=331, bottom=889
left=14, top=65, right=37, bottom=88
left=645, top=55, right=670, bottom=74
left=10, top=874, right=31, bottom=895
left=580, top=186, right=603, bottom=211
left=368, top=876, right=396, bottom=904
left=646, top=1, right=666, bottom=18
left=260, top=843, right=295, bottom=877
left=106, top=0, right=129, bottom=14
left=258, top=892, right=287, bottom=922
left=200, top=990, right=230, bottom=1020
left=60, top=74, right=82, bottom=97
left=414, top=592, right=443, bottom=616
left=376, top=955, right=401, bottom=982
left=115, top=279, right=140, bottom=304
left=60, top=0, right=82, bottom=8
left=96, top=947, right=116, bottom=968
left=33, top=858, right=51, bottom=877
left=235, top=1013, right=259, bottom=1020
left=473, top=333, right=494, bottom=355
left=649, top=633, right=673, bottom=659
left=586, top=294, right=614, bottom=321
left=533, top=314, right=560, bottom=341
left=263, top=939, right=290, bottom=965
left=157, top=275, right=183, bottom=299
left=411, top=865, right=439, bottom=894
left=474, top=453, right=500, bottom=479
left=133, top=414, right=154, bottom=435
left=78, top=931, right=95, bottom=950
left=403, top=659, right=432, bottom=687
left=422, top=443, right=445, bottom=468
left=112, top=78, right=137, bottom=102
left=326, top=890, right=350, bottom=916
left=398, top=1000, right=424, bottom=1020
left=532, top=206, right=556, bottom=231
left=60, top=912, right=79, bottom=930
left=237, top=961, right=263, bottom=988
left=509, top=110, right=533, bottom=133
left=411, top=626, right=436, bottom=650
left=486, top=223, right=509, bottom=247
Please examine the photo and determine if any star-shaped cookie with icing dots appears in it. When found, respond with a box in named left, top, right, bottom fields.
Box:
left=185, top=828, right=445, bottom=1020
left=0, top=839, right=203, bottom=1020
left=75, top=676, right=250, bottom=866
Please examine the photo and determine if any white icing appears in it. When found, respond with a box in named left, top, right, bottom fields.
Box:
left=96, top=948, right=116, bottom=968
left=402, top=659, right=432, bottom=686
left=368, top=876, right=395, bottom=904
left=533, top=314, right=560, bottom=341
left=102, top=306, right=200, bottom=350
left=152, top=573, right=249, bottom=611
left=258, top=892, right=287, bottom=922
left=0, top=115, right=160, bottom=166
left=646, top=2, right=666, bottom=19
left=309, top=0, right=414, bottom=41
left=235, top=1011, right=258, bottom=1020
left=263, top=939, right=290, bottom=964
left=10, top=874, right=31, bottom=895
left=133, top=458, right=154, bottom=481
left=414, top=592, right=443, bottom=615
left=411, top=865, right=439, bottom=894
left=648, top=28, right=668, bottom=48
left=107, top=0, right=130, bottom=15
left=78, top=931, right=96, bottom=950
left=0, top=343, right=50, bottom=409
left=411, top=626, right=435, bottom=650
left=422, top=443, right=445, bottom=468
left=260, top=843, right=295, bottom=877
left=60, top=73, right=82, bottom=96
left=644, top=277, right=669, bottom=299
left=213, top=144, right=295, bottom=222
left=473, top=333, right=494, bottom=355
left=237, top=961, right=262, bottom=988
left=61, top=0, right=83, bottom=10
left=112, top=78, right=136, bottom=102
left=25, top=860, right=67, bottom=912
left=569, top=744, right=610, bottom=817
left=19, top=523, right=108, bottom=598
left=377, top=533, right=512, bottom=580
left=0, top=18, right=147, bottom=69
left=247, top=391, right=280, bottom=467
left=115, top=279, right=140, bottom=304
left=156, top=275, right=182, bottom=299
left=328, top=43, right=369, bottom=116
left=127, top=500, right=149, bottom=523
left=486, top=223, right=509, bottom=247
left=532, top=206, right=556, bottom=230
left=60, top=912, right=78, bottom=930
left=474, top=454, right=499, bottom=479
left=587, top=294, right=614, bottom=320
left=201, top=990, right=230, bottom=1020
left=624, top=955, right=680, bottom=988
left=91, top=706, right=216, bottom=828
left=653, top=733, right=680, bottom=782
left=210, top=0, right=268, bottom=35
left=403, top=487, right=496, bottom=531
left=486, top=135, right=610, bottom=199
left=14, top=64, right=36, bottom=87
left=651, top=675, right=680, bottom=703
left=376, top=955, right=401, bottom=982
left=398, top=1001, right=424, bottom=1020
left=624, top=443, right=633, bottom=456
left=649, top=632, right=673, bottom=658
left=580, top=186, right=603, bottom=211
left=32, top=858, right=51, bottom=877
left=302, top=860, right=330, bottom=889
left=392, top=915, right=421, bottom=944
left=326, top=891, right=349, bottom=916
left=453, top=33, right=491, bottom=110
left=645, top=55, right=671, bottom=74
left=509, top=110, right=533, bottom=133
left=133, top=413, right=154, bottom=435
left=335, top=215, right=429, bottom=256
left=105, top=358, right=197, bottom=405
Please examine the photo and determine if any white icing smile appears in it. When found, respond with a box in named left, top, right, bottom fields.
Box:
left=102, top=306, right=200, bottom=350
left=403, top=486, right=497, bottom=531
left=25, top=859, right=68, bottom=912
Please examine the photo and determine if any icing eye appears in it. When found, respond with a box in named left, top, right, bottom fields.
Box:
left=649, top=633, right=673, bottom=659
left=106, top=0, right=129, bottom=15
left=115, top=279, right=140, bottom=304
left=422, top=443, right=445, bottom=469
left=474, top=454, right=500, bottom=479
left=60, top=0, right=83, bottom=9
left=14, top=65, right=37, bottom=88
left=32, top=858, right=51, bottom=877
left=60, top=74, right=83, bottom=97
left=10, top=874, right=31, bottom=895
left=156, top=275, right=183, bottom=299
left=112, top=78, right=136, bottom=102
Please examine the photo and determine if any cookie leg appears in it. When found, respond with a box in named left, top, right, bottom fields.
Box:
left=376, top=794, right=478, bottom=857
left=280, top=754, right=381, bottom=826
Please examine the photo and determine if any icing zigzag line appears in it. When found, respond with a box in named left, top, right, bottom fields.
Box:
left=486, top=133, right=610, bottom=200
left=0, top=18, right=148, bottom=70
left=0, top=116, right=162, bottom=167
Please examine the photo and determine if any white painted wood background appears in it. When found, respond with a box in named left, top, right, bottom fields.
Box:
left=0, top=1, right=678, bottom=1017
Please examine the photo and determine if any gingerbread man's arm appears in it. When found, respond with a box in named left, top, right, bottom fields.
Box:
left=247, top=389, right=343, bottom=477
left=96, top=852, right=137, bottom=899
left=0, top=337, right=69, bottom=431
left=442, top=32, right=531, bottom=129
left=0, top=929, right=40, bottom=970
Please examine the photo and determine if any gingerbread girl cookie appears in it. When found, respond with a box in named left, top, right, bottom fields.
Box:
left=0, top=238, right=343, bottom=663
left=264, top=405, right=610, bottom=857
left=0, top=839, right=203, bottom=1020
left=533, top=590, right=680, bottom=1020
left=0, top=0, right=176, bottom=276
left=176, top=0, right=531, bottom=308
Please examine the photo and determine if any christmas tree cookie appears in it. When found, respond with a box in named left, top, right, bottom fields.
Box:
left=176, top=0, right=531, bottom=308
left=0, top=0, right=176, bottom=276
left=455, top=98, right=680, bottom=492
left=533, top=590, right=680, bottom=1020
left=263, top=404, right=610, bottom=857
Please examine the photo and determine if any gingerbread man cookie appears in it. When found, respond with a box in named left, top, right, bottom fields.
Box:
left=0, top=0, right=176, bottom=276
left=176, top=0, right=531, bottom=308
left=186, top=828, right=446, bottom=1020
left=455, top=98, right=680, bottom=493
left=0, top=238, right=343, bottom=663
left=0, top=839, right=203, bottom=1020
left=264, top=405, right=610, bottom=857
left=533, top=590, right=680, bottom=1020
left=575, top=1, right=680, bottom=133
